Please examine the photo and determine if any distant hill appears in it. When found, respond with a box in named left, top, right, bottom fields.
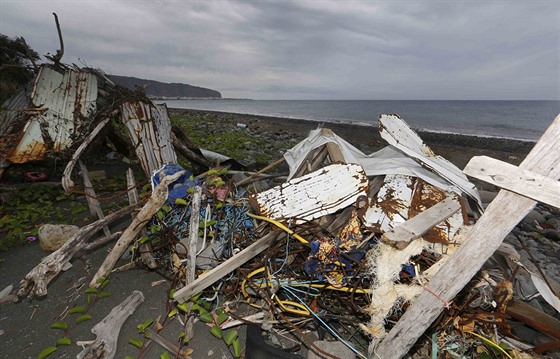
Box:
left=108, top=75, right=221, bottom=98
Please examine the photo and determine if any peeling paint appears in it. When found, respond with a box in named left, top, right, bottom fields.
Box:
left=249, top=163, right=368, bottom=224
left=2, top=67, right=98, bottom=163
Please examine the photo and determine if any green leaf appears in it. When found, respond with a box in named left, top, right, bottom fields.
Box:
left=174, top=198, right=187, bottom=205
left=76, top=314, right=92, bottom=324
left=177, top=302, right=189, bottom=313
left=160, top=351, right=171, bottom=359
left=139, top=235, right=150, bottom=244
left=97, top=291, right=111, bottom=299
left=125, top=356, right=135, bottom=359
left=167, top=309, right=178, bottom=318
left=208, top=169, right=218, bottom=176
left=68, top=306, right=85, bottom=314
left=156, top=211, right=163, bottom=220
left=50, top=322, right=68, bottom=330
left=129, top=337, right=144, bottom=349
left=224, top=330, right=238, bottom=345
left=87, top=294, right=93, bottom=304
left=137, top=319, right=153, bottom=333
left=232, top=337, right=241, bottom=358
left=38, top=346, right=57, bottom=359
left=216, top=312, right=229, bottom=326
left=210, top=325, right=223, bottom=339
left=168, top=288, right=176, bottom=299
left=99, top=279, right=110, bottom=290
left=161, top=205, right=171, bottom=213
left=199, top=312, right=214, bottom=323
left=85, top=287, right=98, bottom=294
left=56, top=337, right=71, bottom=346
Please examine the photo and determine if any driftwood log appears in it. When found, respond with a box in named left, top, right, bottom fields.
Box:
left=90, top=171, right=185, bottom=287
left=77, top=291, right=145, bottom=359
left=17, top=204, right=138, bottom=299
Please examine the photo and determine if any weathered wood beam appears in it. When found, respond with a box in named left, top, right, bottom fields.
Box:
left=174, top=231, right=280, bottom=303
left=185, top=185, right=202, bottom=339
left=374, top=114, right=560, bottom=358
left=464, top=155, right=560, bottom=208
left=382, top=197, right=461, bottom=249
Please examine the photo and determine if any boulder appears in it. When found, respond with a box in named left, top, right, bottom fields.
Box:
left=38, top=224, right=80, bottom=252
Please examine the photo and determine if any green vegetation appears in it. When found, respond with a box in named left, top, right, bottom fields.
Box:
left=0, top=33, right=40, bottom=103
left=170, top=113, right=274, bottom=165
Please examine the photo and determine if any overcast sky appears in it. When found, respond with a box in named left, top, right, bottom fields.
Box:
left=1, top=0, right=558, bottom=100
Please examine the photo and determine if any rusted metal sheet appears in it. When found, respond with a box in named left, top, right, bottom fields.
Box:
left=120, top=101, right=177, bottom=176
left=363, top=174, right=414, bottom=233
left=3, top=67, right=98, bottom=163
left=364, top=174, right=465, bottom=243
left=250, top=163, right=369, bottom=224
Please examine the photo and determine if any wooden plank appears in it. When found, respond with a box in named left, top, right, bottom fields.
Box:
left=250, top=163, right=369, bottom=224
left=382, top=197, right=461, bottom=249
left=374, top=114, right=560, bottom=358
left=173, top=231, right=279, bottom=303
left=464, top=155, right=560, bottom=208
left=79, top=160, right=111, bottom=238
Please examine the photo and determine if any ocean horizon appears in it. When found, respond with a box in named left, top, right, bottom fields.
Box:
left=156, top=99, right=560, bottom=142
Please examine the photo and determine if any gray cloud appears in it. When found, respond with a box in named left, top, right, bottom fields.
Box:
left=1, top=0, right=558, bottom=99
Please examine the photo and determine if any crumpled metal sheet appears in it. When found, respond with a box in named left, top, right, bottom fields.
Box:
left=249, top=163, right=369, bottom=224
left=120, top=101, right=177, bottom=176
left=2, top=67, right=98, bottom=163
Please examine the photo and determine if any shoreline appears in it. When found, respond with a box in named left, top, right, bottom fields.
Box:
left=169, top=108, right=535, bottom=170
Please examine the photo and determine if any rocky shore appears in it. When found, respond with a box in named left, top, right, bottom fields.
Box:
left=169, top=108, right=535, bottom=172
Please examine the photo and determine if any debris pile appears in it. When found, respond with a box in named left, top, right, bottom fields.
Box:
left=2, top=52, right=559, bottom=359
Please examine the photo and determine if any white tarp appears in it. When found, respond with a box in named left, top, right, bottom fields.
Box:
left=284, top=115, right=482, bottom=208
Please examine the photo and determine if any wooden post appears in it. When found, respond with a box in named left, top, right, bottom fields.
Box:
left=374, top=114, right=560, bottom=358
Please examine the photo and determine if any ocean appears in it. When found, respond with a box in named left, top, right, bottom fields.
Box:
left=156, top=99, right=560, bottom=141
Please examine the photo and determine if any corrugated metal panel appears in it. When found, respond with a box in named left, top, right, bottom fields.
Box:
left=7, top=67, right=98, bottom=163
left=249, top=163, right=369, bottom=224
left=120, top=101, right=177, bottom=176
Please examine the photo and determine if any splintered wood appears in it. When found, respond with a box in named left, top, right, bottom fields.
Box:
left=249, top=163, right=369, bottom=224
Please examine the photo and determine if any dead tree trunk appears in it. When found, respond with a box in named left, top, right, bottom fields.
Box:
left=90, top=171, right=185, bottom=287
